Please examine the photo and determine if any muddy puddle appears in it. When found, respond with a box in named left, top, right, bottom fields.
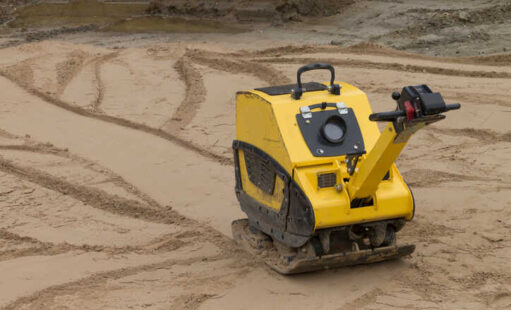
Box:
left=8, top=0, right=146, bottom=28
left=7, top=0, right=244, bottom=34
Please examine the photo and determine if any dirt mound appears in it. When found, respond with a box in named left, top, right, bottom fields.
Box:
left=411, top=4, right=511, bottom=28
left=146, top=0, right=353, bottom=21
left=275, top=0, right=353, bottom=20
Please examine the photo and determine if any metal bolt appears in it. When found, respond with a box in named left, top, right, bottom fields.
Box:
left=317, top=148, right=324, bottom=155
left=353, top=144, right=359, bottom=150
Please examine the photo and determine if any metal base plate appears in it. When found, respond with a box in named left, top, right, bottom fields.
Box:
left=232, top=218, right=415, bottom=275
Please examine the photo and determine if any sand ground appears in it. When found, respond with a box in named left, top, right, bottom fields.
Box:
left=0, top=1, right=510, bottom=309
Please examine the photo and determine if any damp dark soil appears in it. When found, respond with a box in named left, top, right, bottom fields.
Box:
left=5, top=0, right=245, bottom=34
left=7, top=0, right=147, bottom=28
left=1, top=0, right=510, bottom=57
left=104, top=17, right=245, bottom=34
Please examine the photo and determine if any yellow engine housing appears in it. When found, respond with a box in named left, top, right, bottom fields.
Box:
left=233, top=82, right=414, bottom=247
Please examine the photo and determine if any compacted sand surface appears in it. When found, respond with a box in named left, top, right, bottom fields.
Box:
left=0, top=3, right=510, bottom=308
left=0, top=39, right=509, bottom=309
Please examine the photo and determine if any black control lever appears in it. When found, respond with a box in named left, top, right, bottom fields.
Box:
left=369, top=85, right=460, bottom=122
left=370, top=103, right=460, bottom=122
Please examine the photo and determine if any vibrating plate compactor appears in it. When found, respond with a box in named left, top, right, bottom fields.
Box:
left=232, top=63, right=460, bottom=274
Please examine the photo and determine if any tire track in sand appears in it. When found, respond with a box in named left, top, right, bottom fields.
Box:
left=0, top=142, right=162, bottom=209
left=0, top=158, right=182, bottom=225
left=1, top=57, right=35, bottom=89
left=92, top=52, right=119, bottom=112
left=189, top=49, right=292, bottom=86
left=237, top=42, right=511, bottom=67
left=256, top=57, right=511, bottom=79
left=2, top=253, right=238, bottom=310
left=54, top=51, right=119, bottom=112
left=430, top=127, right=511, bottom=143
left=0, top=150, right=243, bottom=266
left=55, top=50, right=90, bottom=98
left=0, top=153, right=238, bottom=249
left=0, top=229, right=190, bottom=261
left=161, top=55, right=206, bottom=133
left=161, top=49, right=290, bottom=134
left=0, top=70, right=232, bottom=165
left=402, top=168, right=500, bottom=188
left=0, top=229, right=73, bottom=261
left=160, top=49, right=291, bottom=159
left=0, top=130, right=250, bottom=307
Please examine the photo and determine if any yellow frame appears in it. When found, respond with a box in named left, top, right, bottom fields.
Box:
left=235, top=82, right=414, bottom=231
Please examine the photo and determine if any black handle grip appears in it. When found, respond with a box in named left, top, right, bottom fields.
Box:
left=369, top=110, right=405, bottom=122
left=297, top=63, right=335, bottom=89
left=445, top=103, right=461, bottom=111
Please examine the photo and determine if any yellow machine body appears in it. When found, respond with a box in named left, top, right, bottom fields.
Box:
left=232, top=63, right=459, bottom=273
left=234, top=82, right=414, bottom=241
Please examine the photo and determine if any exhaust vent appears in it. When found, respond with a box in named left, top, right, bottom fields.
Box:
left=318, top=173, right=337, bottom=188
left=244, top=151, right=276, bottom=195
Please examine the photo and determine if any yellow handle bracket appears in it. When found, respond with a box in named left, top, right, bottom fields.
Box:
left=347, top=123, right=410, bottom=199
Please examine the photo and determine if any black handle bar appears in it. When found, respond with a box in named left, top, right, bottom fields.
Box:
left=369, top=103, right=461, bottom=122
left=297, top=63, right=335, bottom=89
left=291, top=63, right=340, bottom=100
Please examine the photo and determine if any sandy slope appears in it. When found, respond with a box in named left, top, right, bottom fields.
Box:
left=0, top=39, right=509, bottom=309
